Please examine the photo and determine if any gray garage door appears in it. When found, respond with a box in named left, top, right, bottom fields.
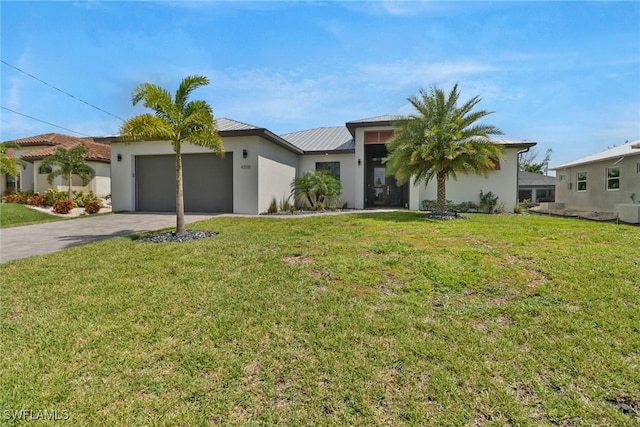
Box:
left=135, top=153, right=233, bottom=212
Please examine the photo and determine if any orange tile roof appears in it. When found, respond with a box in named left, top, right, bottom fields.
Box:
left=11, top=133, right=111, bottom=163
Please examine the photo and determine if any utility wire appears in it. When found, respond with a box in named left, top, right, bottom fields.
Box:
left=1, top=117, right=40, bottom=136
left=1, top=106, right=92, bottom=137
left=1, top=59, right=124, bottom=121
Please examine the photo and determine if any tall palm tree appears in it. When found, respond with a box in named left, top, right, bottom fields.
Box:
left=119, top=75, right=224, bottom=234
left=40, top=145, right=95, bottom=202
left=385, top=84, right=503, bottom=214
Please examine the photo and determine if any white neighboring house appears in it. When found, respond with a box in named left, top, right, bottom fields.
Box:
left=1, top=133, right=111, bottom=196
left=549, top=140, right=640, bottom=223
left=110, top=116, right=535, bottom=214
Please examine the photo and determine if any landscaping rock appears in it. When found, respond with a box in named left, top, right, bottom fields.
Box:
left=136, top=230, right=217, bottom=243
left=422, top=211, right=468, bottom=220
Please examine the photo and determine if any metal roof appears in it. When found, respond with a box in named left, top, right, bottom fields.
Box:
left=518, top=171, right=556, bottom=187
left=345, top=115, right=404, bottom=136
left=281, top=126, right=354, bottom=153
left=214, top=118, right=304, bottom=155
left=552, top=140, right=640, bottom=170
left=215, top=118, right=262, bottom=132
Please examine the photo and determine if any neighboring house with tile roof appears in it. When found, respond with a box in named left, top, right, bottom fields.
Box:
left=1, top=133, right=111, bottom=196
left=110, top=116, right=535, bottom=214
left=548, top=141, right=640, bottom=223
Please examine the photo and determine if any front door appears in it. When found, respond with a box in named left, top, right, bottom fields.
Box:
left=365, top=145, right=408, bottom=208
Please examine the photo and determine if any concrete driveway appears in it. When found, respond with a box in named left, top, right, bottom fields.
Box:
left=0, top=213, right=218, bottom=264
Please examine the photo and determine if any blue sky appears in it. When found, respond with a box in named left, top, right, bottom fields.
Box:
left=1, top=1, right=639, bottom=167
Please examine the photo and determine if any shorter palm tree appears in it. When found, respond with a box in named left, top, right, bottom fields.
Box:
left=40, top=145, right=95, bottom=201
left=291, top=170, right=342, bottom=210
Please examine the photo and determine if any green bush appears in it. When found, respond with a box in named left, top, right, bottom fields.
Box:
left=291, top=170, right=342, bottom=211
left=279, top=195, right=293, bottom=213
left=53, top=199, right=74, bottom=214
left=43, top=189, right=67, bottom=207
left=479, top=191, right=499, bottom=213
left=72, top=190, right=101, bottom=208
left=421, top=199, right=478, bottom=213
left=267, top=197, right=278, bottom=214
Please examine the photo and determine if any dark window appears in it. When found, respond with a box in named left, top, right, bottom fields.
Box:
left=316, top=162, right=340, bottom=178
left=39, top=164, right=52, bottom=174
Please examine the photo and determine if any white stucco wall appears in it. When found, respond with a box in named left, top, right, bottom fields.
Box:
left=298, top=153, right=356, bottom=209
left=257, top=141, right=298, bottom=213
left=417, top=146, right=521, bottom=210
left=31, top=159, right=111, bottom=196
left=554, top=154, right=640, bottom=212
left=110, top=135, right=300, bottom=214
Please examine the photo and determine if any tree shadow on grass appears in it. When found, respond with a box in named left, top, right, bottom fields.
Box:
left=56, top=229, right=141, bottom=248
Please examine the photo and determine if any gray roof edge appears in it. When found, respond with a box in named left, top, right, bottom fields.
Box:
left=551, top=140, right=640, bottom=170
left=301, top=149, right=356, bottom=155
left=219, top=127, right=303, bottom=154
left=345, top=116, right=402, bottom=136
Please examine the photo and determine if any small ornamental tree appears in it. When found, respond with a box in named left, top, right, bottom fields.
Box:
left=40, top=145, right=95, bottom=202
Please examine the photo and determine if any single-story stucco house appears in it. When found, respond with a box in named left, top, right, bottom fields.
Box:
left=546, top=140, right=640, bottom=223
left=1, top=133, right=111, bottom=196
left=110, top=116, right=536, bottom=214
left=518, top=171, right=555, bottom=203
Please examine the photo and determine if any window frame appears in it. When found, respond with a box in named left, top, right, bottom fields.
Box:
left=38, top=164, right=52, bottom=174
left=576, top=171, right=587, bottom=192
left=606, top=167, right=620, bottom=191
left=315, top=161, right=340, bottom=179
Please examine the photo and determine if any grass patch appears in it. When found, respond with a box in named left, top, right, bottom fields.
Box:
left=0, top=203, right=64, bottom=228
left=1, top=212, right=639, bottom=425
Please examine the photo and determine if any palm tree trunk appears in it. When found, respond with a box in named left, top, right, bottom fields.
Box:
left=176, top=151, right=186, bottom=234
left=67, top=173, right=74, bottom=202
left=436, top=170, right=446, bottom=214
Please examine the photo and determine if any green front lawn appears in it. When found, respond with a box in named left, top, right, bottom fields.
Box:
left=1, top=212, right=638, bottom=425
left=0, top=202, right=64, bottom=228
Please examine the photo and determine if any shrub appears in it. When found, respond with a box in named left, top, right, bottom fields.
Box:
left=291, top=170, right=342, bottom=211
left=53, top=199, right=74, bottom=214
left=84, top=201, right=102, bottom=214
left=26, top=194, right=46, bottom=206
left=479, top=191, right=499, bottom=214
left=514, top=204, right=523, bottom=214
left=4, top=191, right=32, bottom=204
left=422, top=199, right=478, bottom=213
left=267, top=197, right=278, bottom=214
left=43, top=189, right=67, bottom=207
left=2, top=194, right=20, bottom=203
left=279, top=195, right=293, bottom=213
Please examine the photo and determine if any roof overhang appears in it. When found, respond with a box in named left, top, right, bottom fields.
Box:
left=301, top=149, right=356, bottom=155
left=345, top=117, right=401, bottom=137
left=218, top=128, right=304, bottom=155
